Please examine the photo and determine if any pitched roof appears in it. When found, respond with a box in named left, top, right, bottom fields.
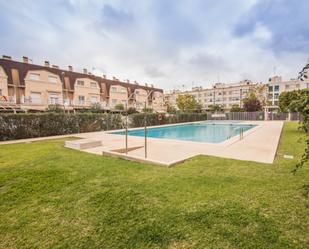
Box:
left=0, top=59, right=163, bottom=97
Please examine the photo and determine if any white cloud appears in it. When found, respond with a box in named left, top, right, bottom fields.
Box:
left=0, top=0, right=307, bottom=91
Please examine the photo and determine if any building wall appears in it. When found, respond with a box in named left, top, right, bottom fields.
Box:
left=134, top=88, right=147, bottom=111
left=0, top=66, right=8, bottom=97
left=24, top=70, right=63, bottom=108
left=109, top=85, right=128, bottom=107
left=267, top=76, right=309, bottom=106
left=182, top=81, right=254, bottom=110
left=73, top=77, right=101, bottom=106
left=0, top=58, right=165, bottom=112
left=151, top=91, right=165, bottom=111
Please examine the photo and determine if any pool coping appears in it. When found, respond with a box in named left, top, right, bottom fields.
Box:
left=106, top=120, right=263, bottom=147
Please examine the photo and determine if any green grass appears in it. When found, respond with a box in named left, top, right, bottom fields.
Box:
left=0, top=122, right=308, bottom=249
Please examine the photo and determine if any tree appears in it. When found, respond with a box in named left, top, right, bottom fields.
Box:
left=114, top=103, right=124, bottom=111
left=242, top=92, right=262, bottom=112
left=250, top=84, right=268, bottom=106
left=195, top=103, right=203, bottom=113
left=209, top=104, right=223, bottom=113
left=290, top=89, right=309, bottom=196
left=166, top=104, right=177, bottom=114
left=278, top=91, right=299, bottom=112
left=230, top=104, right=244, bottom=112
left=176, top=94, right=198, bottom=112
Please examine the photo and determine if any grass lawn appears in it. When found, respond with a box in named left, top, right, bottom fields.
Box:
left=0, top=122, right=308, bottom=249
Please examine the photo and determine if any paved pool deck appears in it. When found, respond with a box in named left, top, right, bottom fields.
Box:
left=0, top=120, right=284, bottom=167
left=75, top=121, right=284, bottom=166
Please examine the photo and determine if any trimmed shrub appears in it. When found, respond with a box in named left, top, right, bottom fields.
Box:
left=0, top=113, right=122, bottom=141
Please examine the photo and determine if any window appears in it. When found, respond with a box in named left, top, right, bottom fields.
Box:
left=29, top=73, right=40, bottom=81
left=0, top=89, right=2, bottom=96
left=274, top=93, right=279, bottom=99
left=30, top=92, right=41, bottom=104
left=90, top=96, right=98, bottom=103
left=90, top=82, right=97, bottom=88
left=285, top=84, right=289, bottom=89
left=268, top=94, right=273, bottom=99
left=274, top=85, right=279, bottom=91
left=78, top=96, right=85, bottom=105
left=77, top=80, right=84, bottom=86
left=268, top=86, right=273, bottom=92
left=111, top=87, right=117, bottom=92
left=49, top=93, right=59, bottom=104
left=48, top=76, right=57, bottom=83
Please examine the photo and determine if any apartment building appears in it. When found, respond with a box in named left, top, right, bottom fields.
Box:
left=267, top=75, right=309, bottom=106
left=0, top=56, right=164, bottom=112
left=165, top=80, right=261, bottom=111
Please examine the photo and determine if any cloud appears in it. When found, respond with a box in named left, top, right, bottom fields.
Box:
left=234, top=0, right=309, bottom=53
left=0, top=0, right=307, bottom=91
left=144, top=66, right=166, bottom=78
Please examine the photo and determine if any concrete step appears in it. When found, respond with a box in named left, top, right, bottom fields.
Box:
left=65, top=139, right=102, bottom=150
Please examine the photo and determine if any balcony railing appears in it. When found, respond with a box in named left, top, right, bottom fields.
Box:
left=0, top=96, right=17, bottom=104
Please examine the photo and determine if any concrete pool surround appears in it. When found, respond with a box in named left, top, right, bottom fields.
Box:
left=68, top=121, right=283, bottom=166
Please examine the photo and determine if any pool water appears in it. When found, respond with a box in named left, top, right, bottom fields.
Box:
left=112, top=123, right=256, bottom=143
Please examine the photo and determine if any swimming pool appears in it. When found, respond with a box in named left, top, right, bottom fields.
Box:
left=112, top=123, right=257, bottom=143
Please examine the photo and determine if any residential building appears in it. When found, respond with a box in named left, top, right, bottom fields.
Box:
left=0, top=56, right=164, bottom=112
left=267, top=76, right=309, bottom=106
left=166, top=80, right=260, bottom=111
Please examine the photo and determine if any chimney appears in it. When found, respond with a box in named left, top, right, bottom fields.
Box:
left=113, top=76, right=116, bottom=80
left=52, top=65, right=59, bottom=69
left=145, top=83, right=148, bottom=87
left=127, top=79, right=130, bottom=83
left=83, top=68, right=87, bottom=74
left=103, top=74, right=106, bottom=79
left=68, top=65, right=73, bottom=71
left=151, top=84, right=154, bottom=88
left=23, top=56, right=29, bottom=63
left=88, top=72, right=92, bottom=75
left=2, top=55, right=12, bottom=60
left=134, top=81, right=138, bottom=85
left=45, top=61, right=50, bottom=67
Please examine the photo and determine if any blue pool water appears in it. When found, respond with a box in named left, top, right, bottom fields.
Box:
left=112, top=123, right=256, bottom=143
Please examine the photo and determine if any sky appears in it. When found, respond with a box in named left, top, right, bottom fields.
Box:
left=0, top=0, right=308, bottom=91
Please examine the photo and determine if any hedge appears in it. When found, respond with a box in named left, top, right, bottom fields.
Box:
left=0, top=113, right=207, bottom=141
left=129, top=113, right=208, bottom=127
left=0, top=113, right=122, bottom=141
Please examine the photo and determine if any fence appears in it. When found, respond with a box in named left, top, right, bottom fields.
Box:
left=206, top=111, right=301, bottom=121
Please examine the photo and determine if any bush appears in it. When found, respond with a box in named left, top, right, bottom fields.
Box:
left=114, top=104, right=124, bottom=111
left=127, top=107, right=137, bottom=114
left=142, top=107, right=154, bottom=113
left=89, top=103, right=103, bottom=113
left=46, top=104, right=64, bottom=113
left=0, top=113, right=122, bottom=141
left=129, top=113, right=207, bottom=128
